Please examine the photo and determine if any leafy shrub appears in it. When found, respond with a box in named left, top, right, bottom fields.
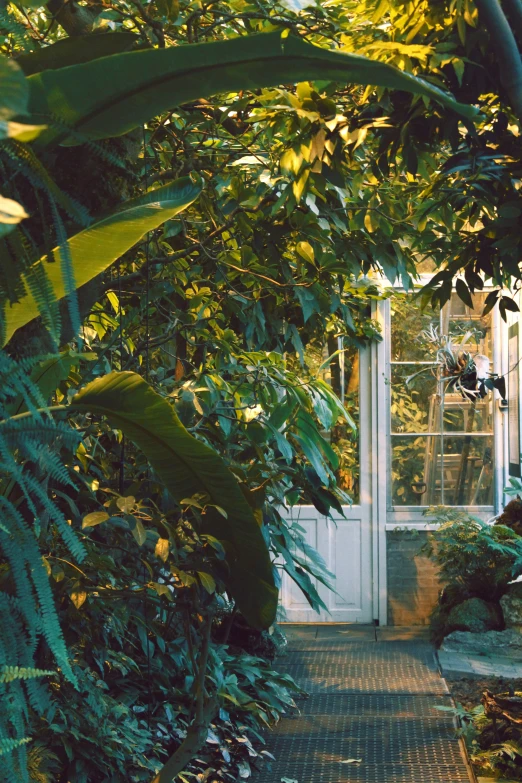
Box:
left=440, top=698, right=522, bottom=781
left=423, top=507, right=522, bottom=601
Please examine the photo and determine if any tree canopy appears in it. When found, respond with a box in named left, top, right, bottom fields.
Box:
left=0, top=0, right=521, bottom=780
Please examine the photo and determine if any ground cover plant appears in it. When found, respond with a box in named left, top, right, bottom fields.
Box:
left=1, top=0, right=522, bottom=780
left=446, top=677, right=522, bottom=780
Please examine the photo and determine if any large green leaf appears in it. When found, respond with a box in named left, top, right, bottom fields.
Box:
left=2, top=177, right=202, bottom=345
left=16, top=31, right=143, bottom=77
left=70, top=371, right=278, bottom=629
left=0, top=55, right=28, bottom=121
left=25, top=31, right=478, bottom=147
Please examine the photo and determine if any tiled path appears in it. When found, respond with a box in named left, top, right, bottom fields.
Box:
left=257, top=625, right=474, bottom=783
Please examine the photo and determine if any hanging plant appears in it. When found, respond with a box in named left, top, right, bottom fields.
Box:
left=406, top=326, right=507, bottom=402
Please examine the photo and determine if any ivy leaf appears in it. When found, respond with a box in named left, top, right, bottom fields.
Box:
left=116, top=495, right=135, bottom=513
left=128, top=516, right=147, bottom=547
left=70, top=583, right=87, bottom=609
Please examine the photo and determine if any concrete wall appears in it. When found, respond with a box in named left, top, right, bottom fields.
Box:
left=386, top=530, right=442, bottom=626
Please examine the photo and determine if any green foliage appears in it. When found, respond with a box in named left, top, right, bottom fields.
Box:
left=16, top=31, right=143, bottom=76
left=3, top=0, right=521, bottom=779
left=0, top=54, right=28, bottom=121
left=505, top=477, right=522, bottom=498
left=439, top=699, right=522, bottom=781
left=26, top=31, right=476, bottom=147
left=2, top=178, right=203, bottom=345
left=423, top=507, right=522, bottom=599
left=0, top=353, right=85, bottom=780
left=70, top=370, right=278, bottom=629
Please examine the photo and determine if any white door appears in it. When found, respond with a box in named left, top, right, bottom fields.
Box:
left=280, top=348, right=373, bottom=623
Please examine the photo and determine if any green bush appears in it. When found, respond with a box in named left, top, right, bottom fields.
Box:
left=424, top=507, right=522, bottom=601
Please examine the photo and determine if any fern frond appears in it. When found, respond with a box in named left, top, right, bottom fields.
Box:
left=50, top=198, right=80, bottom=340
left=0, top=667, right=55, bottom=684
left=0, top=735, right=31, bottom=757
left=0, top=497, right=77, bottom=684
left=21, top=259, right=61, bottom=349
left=5, top=141, right=91, bottom=228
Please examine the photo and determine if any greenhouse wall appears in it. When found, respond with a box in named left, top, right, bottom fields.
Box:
left=386, top=531, right=441, bottom=626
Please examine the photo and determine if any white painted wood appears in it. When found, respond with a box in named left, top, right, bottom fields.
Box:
left=280, top=348, right=373, bottom=623
left=374, top=299, right=389, bottom=625
left=280, top=285, right=511, bottom=625
left=279, top=504, right=373, bottom=623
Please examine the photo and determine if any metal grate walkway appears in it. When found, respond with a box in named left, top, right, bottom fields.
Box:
left=255, top=625, right=473, bottom=783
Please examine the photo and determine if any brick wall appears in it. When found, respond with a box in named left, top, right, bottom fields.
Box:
left=386, top=530, right=442, bottom=626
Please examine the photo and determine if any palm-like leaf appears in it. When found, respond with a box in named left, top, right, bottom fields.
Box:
left=2, top=177, right=202, bottom=345
left=25, top=31, right=478, bottom=147
left=70, top=371, right=278, bottom=629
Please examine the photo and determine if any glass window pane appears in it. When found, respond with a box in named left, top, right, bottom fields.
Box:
left=442, top=436, right=494, bottom=505
left=440, top=394, right=493, bottom=433
left=336, top=347, right=360, bottom=502
left=391, top=295, right=440, bottom=362
left=390, top=365, right=437, bottom=433
left=391, top=435, right=441, bottom=506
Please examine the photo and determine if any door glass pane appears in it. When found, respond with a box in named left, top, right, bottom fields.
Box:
left=391, top=365, right=436, bottom=433
left=442, top=436, right=494, bottom=505
left=391, top=295, right=440, bottom=362
left=441, top=394, right=493, bottom=433
left=443, top=291, right=493, bottom=358
left=391, top=435, right=441, bottom=505
left=389, top=290, right=495, bottom=507
left=305, top=339, right=360, bottom=503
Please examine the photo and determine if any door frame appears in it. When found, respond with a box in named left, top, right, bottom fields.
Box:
left=372, top=290, right=509, bottom=625
left=281, top=286, right=510, bottom=626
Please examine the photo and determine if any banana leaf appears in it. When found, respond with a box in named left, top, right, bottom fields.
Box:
left=70, top=371, right=278, bottom=629
left=2, top=177, right=202, bottom=345
left=6, top=351, right=88, bottom=417
left=0, top=55, right=28, bottom=121
left=25, top=31, right=479, bottom=147
left=16, top=31, right=143, bottom=77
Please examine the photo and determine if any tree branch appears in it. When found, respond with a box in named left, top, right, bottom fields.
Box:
left=474, top=0, right=522, bottom=119
left=150, top=615, right=217, bottom=783
left=45, top=0, right=104, bottom=35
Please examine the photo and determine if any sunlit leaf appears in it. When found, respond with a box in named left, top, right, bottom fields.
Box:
left=82, top=511, right=109, bottom=529
left=3, top=177, right=202, bottom=345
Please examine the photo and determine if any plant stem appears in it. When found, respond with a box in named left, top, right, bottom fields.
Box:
left=475, top=0, right=522, bottom=119
left=502, top=0, right=522, bottom=46
left=150, top=615, right=217, bottom=783
left=0, top=405, right=67, bottom=425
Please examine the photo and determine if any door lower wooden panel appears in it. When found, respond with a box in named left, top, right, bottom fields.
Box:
left=280, top=505, right=372, bottom=623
